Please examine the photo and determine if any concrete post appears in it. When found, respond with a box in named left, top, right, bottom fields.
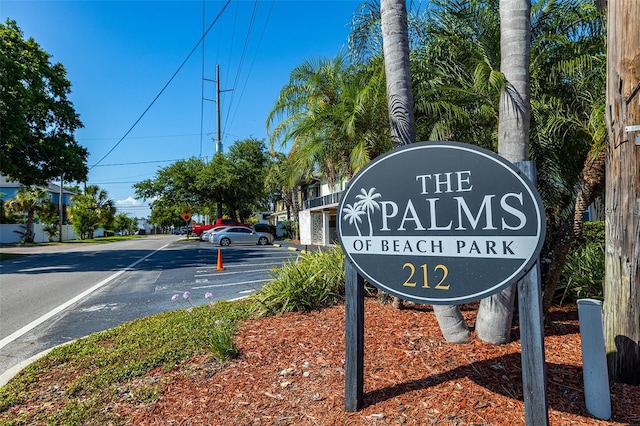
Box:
left=577, top=298, right=611, bottom=420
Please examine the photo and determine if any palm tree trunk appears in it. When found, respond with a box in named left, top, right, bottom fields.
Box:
left=381, top=0, right=416, bottom=148
left=476, top=0, right=531, bottom=345
left=379, top=1, right=468, bottom=343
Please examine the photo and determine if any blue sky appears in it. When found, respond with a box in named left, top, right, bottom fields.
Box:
left=1, top=0, right=362, bottom=218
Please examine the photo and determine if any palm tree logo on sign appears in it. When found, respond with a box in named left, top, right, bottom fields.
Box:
left=342, top=188, right=382, bottom=237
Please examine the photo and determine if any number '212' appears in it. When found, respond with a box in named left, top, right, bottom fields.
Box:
left=402, top=263, right=450, bottom=290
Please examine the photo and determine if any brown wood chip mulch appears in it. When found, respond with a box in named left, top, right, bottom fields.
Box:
left=110, top=299, right=638, bottom=426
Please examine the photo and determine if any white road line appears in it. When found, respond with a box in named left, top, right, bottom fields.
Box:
left=0, top=243, right=172, bottom=351
left=191, top=279, right=268, bottom=289
left=194, top=268, right=273, bottom=277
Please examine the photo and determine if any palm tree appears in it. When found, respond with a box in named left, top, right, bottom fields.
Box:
left=473, top=0, right=533, bottom=345
left=4, top=186, right=51, bottom=243
left=267, top=54, right=391, bottom=188
left=380, top=0, right=416, bottom=148
left=353, top=0, right=605, bottom=340
left=527, top=0, right=607, bottom=313
left=342, top=203, right=366, bottom=236
left=412, top=0, right=606, bottom=330
left=355, top=187, right=381, bottom=236
left=267, top=56, right=351, bottom=187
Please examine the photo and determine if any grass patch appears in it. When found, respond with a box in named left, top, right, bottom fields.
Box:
left=63, top=235, right=142, bottom=244
left=0, top=299, right=253, bottom=424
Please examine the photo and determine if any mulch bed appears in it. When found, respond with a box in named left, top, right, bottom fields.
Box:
left=113, top=299, right=639, bottom=425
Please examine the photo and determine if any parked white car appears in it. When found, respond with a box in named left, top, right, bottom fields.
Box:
left=201, top=226, right=228, bottom=241
left=211, top=226, right=274, bottom=246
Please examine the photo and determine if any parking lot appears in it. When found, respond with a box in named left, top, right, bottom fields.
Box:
left=186, top=240, right=305, bottom=300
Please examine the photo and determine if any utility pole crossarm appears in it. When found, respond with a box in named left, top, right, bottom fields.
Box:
left=203, top=64, right=233, bottom=155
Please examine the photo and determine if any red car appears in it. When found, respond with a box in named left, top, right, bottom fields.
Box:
left=192, top=219, right=250, bottom=236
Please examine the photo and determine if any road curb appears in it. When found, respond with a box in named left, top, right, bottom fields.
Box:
left=0, top=340, right=75, bottom=388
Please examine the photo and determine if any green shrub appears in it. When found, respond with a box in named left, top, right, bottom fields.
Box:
left=209, top=319, right=239, bottom=361
left=251, top=246, right=346, bottom=316
left=557, top=221, right=605, bottom=304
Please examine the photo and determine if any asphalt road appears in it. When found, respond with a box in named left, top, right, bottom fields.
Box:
left=0, top=235, right=303, bottom=383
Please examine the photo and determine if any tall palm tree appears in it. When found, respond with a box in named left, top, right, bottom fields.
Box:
left=473, top=0, right=532, bottom=345
left=4, top=186, right=51, bottom=243
left=380, top=0, right=416, bottom=148
left=414, top=0, right=606, bottom=323
left=378, top=0, right=471, bottom=339
left=267, top=54, right=391, bottom=186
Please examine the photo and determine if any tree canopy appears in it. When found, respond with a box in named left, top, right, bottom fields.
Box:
left=68, top=185, right=115, bottom=239
left=266, top=0, right=606, bottom=318
left=0, top=19, right=88, bottom=186
left=134, top=138, right=270, bottom=225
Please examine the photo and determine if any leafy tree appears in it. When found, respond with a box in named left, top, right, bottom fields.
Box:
left=114, top=212, right=137, bottom=235
left=147, top=202, right=186, bottom=231
left=134, top=157, right=206, bottom=221
left=68, top=185, right=115, bottom=239
left=196, top=138, right=270, bottom=222
left=225, top=138, right=270, bottom=221
left=3, top=186, right=54, bottom=242
left=136, top=140, right=269, bottom=224
left=0, top=19, right=88, bottom=186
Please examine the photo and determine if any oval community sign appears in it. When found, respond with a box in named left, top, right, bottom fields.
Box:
left=338, top=141, right=546, bottom=305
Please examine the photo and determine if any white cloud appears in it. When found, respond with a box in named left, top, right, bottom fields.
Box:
left=115, top=196, right=144, bottom=207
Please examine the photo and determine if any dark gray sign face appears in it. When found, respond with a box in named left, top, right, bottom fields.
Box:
left=338, top=141, right=546, bottom=305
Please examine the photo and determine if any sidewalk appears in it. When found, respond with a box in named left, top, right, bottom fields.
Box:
left=0, top=235, right=177, bottom=255
left=0, top=242, right=99, bottom=255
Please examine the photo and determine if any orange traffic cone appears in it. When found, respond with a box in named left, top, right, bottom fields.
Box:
left=216, top=248, right=225, bottom=270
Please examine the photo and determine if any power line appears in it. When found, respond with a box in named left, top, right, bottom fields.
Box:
left=91, top=158, right=185, bottom=167
left=90, top=0, right=232, bottom=169
left=82, top=133, right=201, bottom=142
left=227, top=0, right=275, bottom=135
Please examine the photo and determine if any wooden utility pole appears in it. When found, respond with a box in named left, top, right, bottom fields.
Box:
left=603, top=1, right=640, bottom=385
